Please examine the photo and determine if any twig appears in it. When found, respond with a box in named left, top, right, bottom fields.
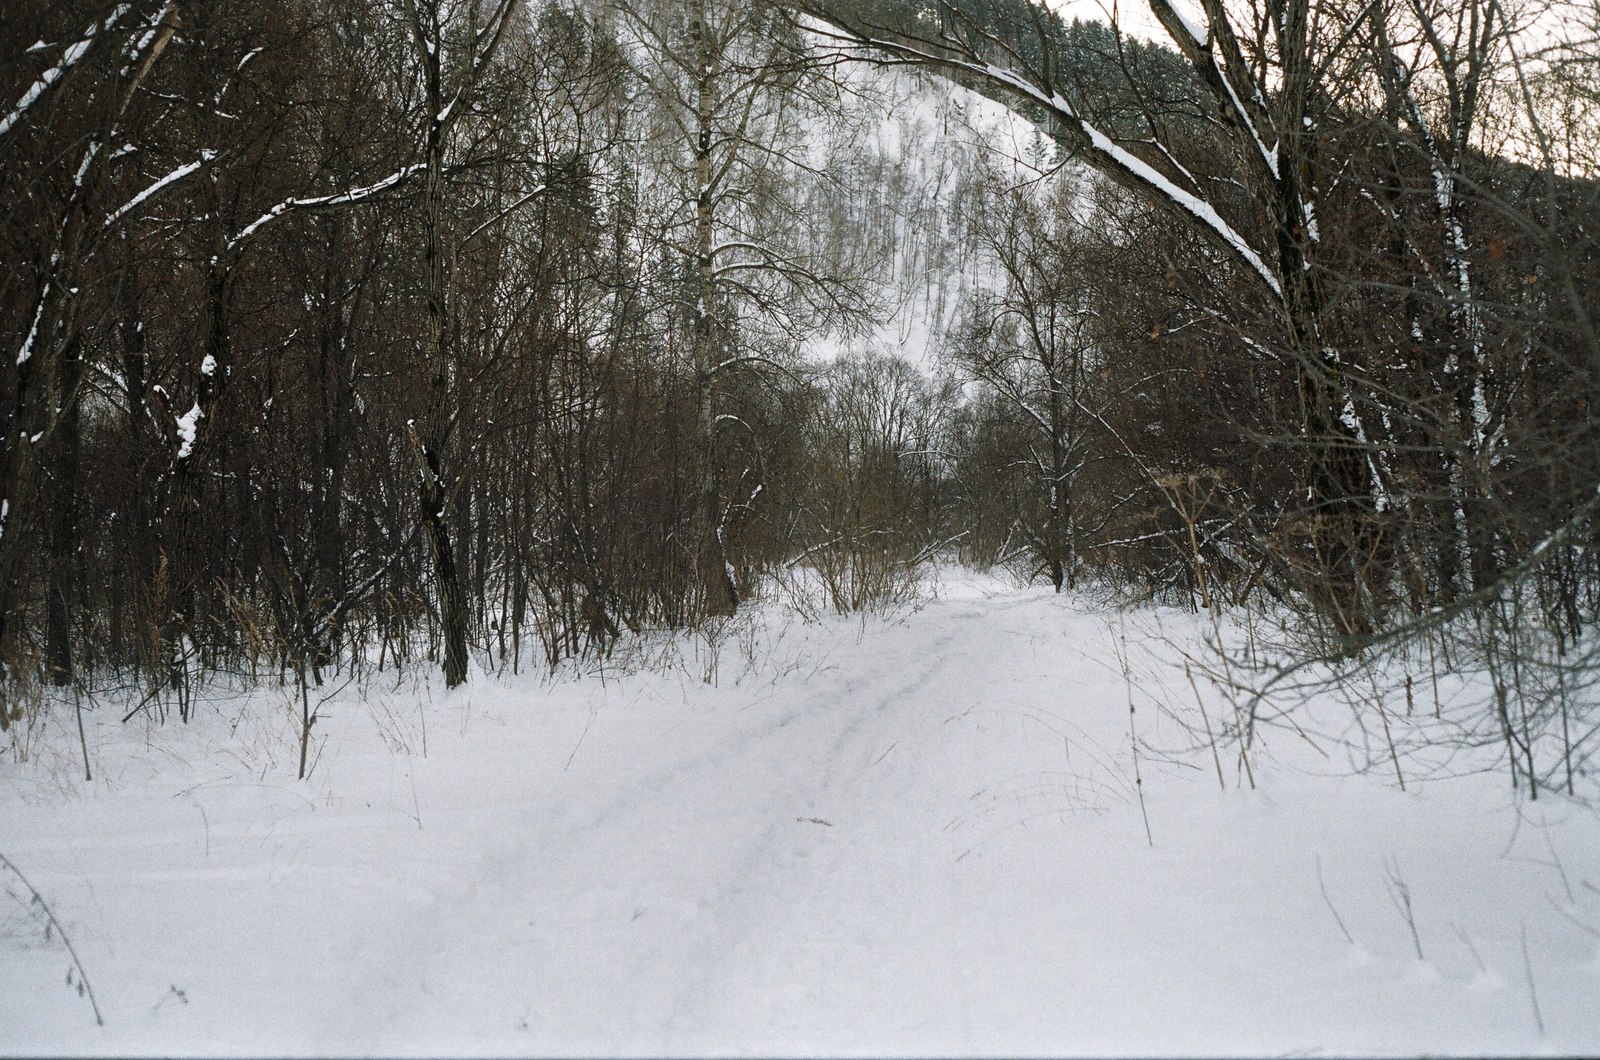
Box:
left=1542, top=821, right=1575, bottom=904
left=564, top=702, right=598, bottom=771
left=1383, top=856, right=1424, bottom=961
left=73, top=684, right=91, bottom=782
left=1316, top=856, right=1355, bottom=945
left=1521, top=923, right=1545, bottom=1037
left=0, top=851, right=104, bottom=1026
left=1451, top=920, right=1487, bottom=974
left=1372, top=679, right=1406, bottom=793
left=1545, top=893, right=1599, bottom=939
left=120, top=684, right=162, bottom=724
left=1120, top=616, right=1154, bottom=847
left=1187, top=661, right=1226, bottom=792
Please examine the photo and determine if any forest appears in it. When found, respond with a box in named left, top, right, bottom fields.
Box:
left=5, top=0, right=1599, bottom=790
left=6, top=0, right=1600, bottom=1053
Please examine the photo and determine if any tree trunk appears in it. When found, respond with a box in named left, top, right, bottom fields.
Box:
left=413, top=4, right=471, bottom=686
left=1047, top=361, right=1070, bottom=593
left=690, top=0, right=738, bottom=619
left=46, top=337, right=83, bottom=687
left=423, top=475, right=470, bottom=686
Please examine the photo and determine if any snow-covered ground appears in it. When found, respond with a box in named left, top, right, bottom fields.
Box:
left=5, top=569, right=1599, bottom=1057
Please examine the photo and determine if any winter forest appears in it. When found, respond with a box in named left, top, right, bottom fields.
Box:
left=5, top=0, right=1600, bottom=1054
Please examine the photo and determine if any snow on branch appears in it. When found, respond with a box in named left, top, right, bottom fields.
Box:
left=227, top=164, right=427, bottom=252
left=1075, top=119, right=1280, bottom=299
left=174, top=402, right=202, bottom=460
left=460, top=183, right=547, bottom=245
left=15, top=256, right=58, bottom=367
left=805, top=19, right=1284, bottom=303
left=436, top=0, right=522, bottom=134
left=102, top=150, right=215, bottom=229
left=0, top=4, right=136, bottom=144
left=1155, top=0, right=1209, bottom=48
left=711, top=353, right=796, bottom=378
left=211, top=46, right=264, bottom=105
left=1147, top=0, right=1279, bottom=181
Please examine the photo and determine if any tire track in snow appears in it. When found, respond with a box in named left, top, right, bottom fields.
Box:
left=315, top=590, right=1111, bottom=1052
left=655, top=614, right=972, bottom=1042
left=304, top=605, right=972, bottom=1049
left=656, top=595, right=1088, bottom=1049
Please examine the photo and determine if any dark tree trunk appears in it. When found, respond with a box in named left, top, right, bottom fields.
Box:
left=46, top=338, right=83, bottom=687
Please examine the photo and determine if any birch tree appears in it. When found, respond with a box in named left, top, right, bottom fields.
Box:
left=615, top=0, right=867, bottom=618
left=1365, top=0, right=1509, bottom=599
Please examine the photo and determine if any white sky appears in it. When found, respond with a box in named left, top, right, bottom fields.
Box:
left=1044, top=0, right=1172, bottom=41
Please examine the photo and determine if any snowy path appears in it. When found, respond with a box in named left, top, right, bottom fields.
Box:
left=6, top=576, right=1600, bottom=1056
left=332, top=591, right=1117, bottom=1054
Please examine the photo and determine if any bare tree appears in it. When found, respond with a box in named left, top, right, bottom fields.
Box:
left=399, top=0, right=523, bottom=687
left=951, top=166, right=1097, bottom=591
left=0, top=1, right=180, bottom=714
left=793, top=348, right=956, bottom=612
left=615, top=0, right=869, bottom=617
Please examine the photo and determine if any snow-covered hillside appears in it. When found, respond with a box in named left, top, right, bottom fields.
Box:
left=6, top=570, right=1598, bottom=1056
left=801, top=57, right=1059, bottom=371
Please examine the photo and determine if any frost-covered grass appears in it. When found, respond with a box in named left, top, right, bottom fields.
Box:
left=4, top=568, right=1599, bottom=1057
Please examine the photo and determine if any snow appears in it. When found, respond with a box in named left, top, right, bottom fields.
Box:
left=173, top=402, right=202, bottom=459
left=801, top=62, right=1037, bottom=372
left=5, top=570, right=1599, bottom=1056
left=102, top=153, right=214, bottom=230
left=16, top=271, right=53, bottom=367
left=228, top=164, right=428, bottom=252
